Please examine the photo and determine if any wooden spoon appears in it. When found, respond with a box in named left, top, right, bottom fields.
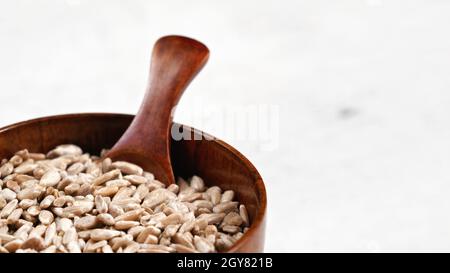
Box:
left=106, top=35, right=209, bottom=185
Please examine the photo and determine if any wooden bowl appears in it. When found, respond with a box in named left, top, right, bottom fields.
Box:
left=0, top=113, right=267, bottom=252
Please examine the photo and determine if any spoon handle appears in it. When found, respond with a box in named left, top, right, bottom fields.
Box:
left=107, top=35, right=209, bottom=185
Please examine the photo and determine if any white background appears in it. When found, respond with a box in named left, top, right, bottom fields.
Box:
left=1, top=0, right=450, bottom=252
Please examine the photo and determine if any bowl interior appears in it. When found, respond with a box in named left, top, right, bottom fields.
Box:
left=0, top=113, right=266, bottom=252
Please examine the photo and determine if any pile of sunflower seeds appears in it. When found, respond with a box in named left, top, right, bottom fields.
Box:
left=0, top=145, right=249, bottom=253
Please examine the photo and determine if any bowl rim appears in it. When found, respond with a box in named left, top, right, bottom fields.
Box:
left=0, top=112, right=267, bottom=252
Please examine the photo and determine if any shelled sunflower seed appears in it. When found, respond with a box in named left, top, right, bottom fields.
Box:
left=0, top=144, right=249, bottom=253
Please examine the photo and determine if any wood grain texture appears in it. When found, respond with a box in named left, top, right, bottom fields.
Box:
left=107, top=36, right=209, bottom=185
left=0, top=113, right=266, bottom=252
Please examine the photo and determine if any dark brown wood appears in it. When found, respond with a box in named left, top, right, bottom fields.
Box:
left=0, top=113, right=267, bottom=252
left=107, top=35, right=209, bottom=185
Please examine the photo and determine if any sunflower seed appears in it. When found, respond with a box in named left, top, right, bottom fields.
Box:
left=1, top=199, right=18, bottom=218
left=1, top=188, right=17, bottom=201
left=84, top=239, right=107, bottom=252
left=172, top=233, right=195, bottom=249
left=39, top=195, right=55, bottom=209
left=0, top=163, right=14, bottom=178
left=0, top=196, right=7, bottom=210
left=14, top=163, right=38, bottom=174
left=0, top=233, right=15, bottom=243
left=44, top=223, right=56, bottom=246
left=64, top=183, right=80, bottom=195
left=47, top=145, right=82, bottom=158
left=114, top=220, right=139, bottom=230
left=62, top=227, right=78, bottom=245
left=21, top=236, right=45, bottom=251
left=67, top=162, right=85, bottom=175
left=213, top=201, right=238, bottom=214
left=197, top=213, right=226, bottom=225
left=29, top=224, right=47, bottom=238
left=92, top=169, right=120, bottom=186
left=190, top=176, right=205, bottom=192
left=90, top=229, right=121, bottom=241
left=222, top=212, right=243, bottom=226
left=123, top=241, right=140, bottom=253
left=123, top=175, right=147, bottom=185
left=7, top=208, right=23, bottom=224
left=17, top=188, right=42, bottom=200
left=221, top=190, right=235, bottom=203
left=95, top=213, right=115, bottom=226
left=67, top=240, right=81, bottom=253
left=4, top=239, right=24, bottom=252
left=163, top=224, right=180, bottom=238
left=114, top=208, right=144, bottom=222
left=6, top=180, right=20, bottom=192
left=102, top=244, right=113, bottom=253
left=95, top=186, right=119, bottom=197
left=74, top=215, right=97, bottom=230
left=194, top=235, right=214, bottom=253
left=111, top=161, right=143, bottom=175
